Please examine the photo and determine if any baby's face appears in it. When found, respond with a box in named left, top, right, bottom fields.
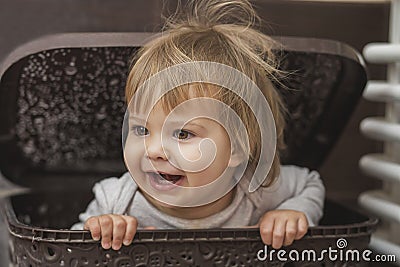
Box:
left=124, top=98, right=242, bottom=206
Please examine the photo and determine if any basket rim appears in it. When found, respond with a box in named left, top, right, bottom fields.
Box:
left=4, top=198, right=378, bottom=244
left=0, top=32, right=364, bottom=87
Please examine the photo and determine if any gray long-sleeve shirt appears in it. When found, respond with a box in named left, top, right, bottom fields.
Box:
left=71, top=165, right=325, bottom=230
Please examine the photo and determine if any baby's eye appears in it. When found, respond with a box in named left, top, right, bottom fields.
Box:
left=173, top=129, right=194, bottom=140
left=132, top=126, right=149, bottom=136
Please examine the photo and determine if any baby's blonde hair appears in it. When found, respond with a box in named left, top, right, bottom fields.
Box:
left=125, top=0, right=286, bottom=187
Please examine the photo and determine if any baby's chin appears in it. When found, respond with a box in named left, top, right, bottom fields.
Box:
left=139, top=188, right=180, bottom=208
left=154, top=199, right=178, bottom=209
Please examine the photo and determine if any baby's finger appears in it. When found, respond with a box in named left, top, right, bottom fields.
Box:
left=295, top=216, right=308, bottom=240
left=283, top=219, right=297, bottom=247
left=123, top=216, right=138, bottom=246
left=259, top=217, right=274, bottom=245
left=98, top=215, right=113, bottom=249
left=272, top=219, right=286, bottom=249
left=144, top=226, right=156, bottom=230
left=111, top=215, right=127, bottom=250
left=84, top=217, right=101, bottom=241
left=241, top=224, right=258, bottom=229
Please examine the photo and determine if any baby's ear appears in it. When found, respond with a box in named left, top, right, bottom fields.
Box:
left=228, top=148, right=246, bottom=168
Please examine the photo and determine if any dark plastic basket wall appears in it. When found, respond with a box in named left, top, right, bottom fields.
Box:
left=0, top=33, right=375, bottom=267
left=5, top=193, right=377, bottom=267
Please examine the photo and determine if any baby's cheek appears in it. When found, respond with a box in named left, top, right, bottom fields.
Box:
left=164, top=138, right=218, bottom=173
left=124, top=136, right=144, bottom=169
left=176, top=143, right=202, bottom=162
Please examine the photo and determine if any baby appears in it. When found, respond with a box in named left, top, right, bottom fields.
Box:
left=72, top=0, right=325, bottom=252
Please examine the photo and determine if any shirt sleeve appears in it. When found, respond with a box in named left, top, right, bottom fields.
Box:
left=273, top=165, right=325, bottom=226
left=242, top=165, right=325, bottom=226
left=70, top=172, right=137, bottom=230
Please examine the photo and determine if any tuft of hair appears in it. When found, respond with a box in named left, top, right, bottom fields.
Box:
left=126, top=0, right=286, bottom=188
left=164, top=0, right=259, bottom=31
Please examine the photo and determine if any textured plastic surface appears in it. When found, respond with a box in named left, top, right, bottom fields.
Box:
left=5, top=193, right=377, bottom=267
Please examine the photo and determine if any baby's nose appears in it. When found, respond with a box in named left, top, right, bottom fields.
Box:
left=145, top=136, right=168, bottom=160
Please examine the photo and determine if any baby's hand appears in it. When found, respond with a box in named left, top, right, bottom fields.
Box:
left=258, top=210, right=308, bottom=249
left=84, top=214, right=138, bottom=250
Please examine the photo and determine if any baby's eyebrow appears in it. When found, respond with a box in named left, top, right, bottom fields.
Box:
left=168, top=120, right=206, bottom=130
left=129, top=116, right=146, bottom=124
left=184, top=121, right=206, bottom=130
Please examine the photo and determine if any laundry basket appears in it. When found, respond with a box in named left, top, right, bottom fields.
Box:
left=0, top=33, right=376, bottom=267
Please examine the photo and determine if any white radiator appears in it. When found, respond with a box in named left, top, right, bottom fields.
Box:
left=359, top=0, right=400, bottom=264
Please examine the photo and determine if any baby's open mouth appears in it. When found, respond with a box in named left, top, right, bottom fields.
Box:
left=147, top=172, right=185, bottom=190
